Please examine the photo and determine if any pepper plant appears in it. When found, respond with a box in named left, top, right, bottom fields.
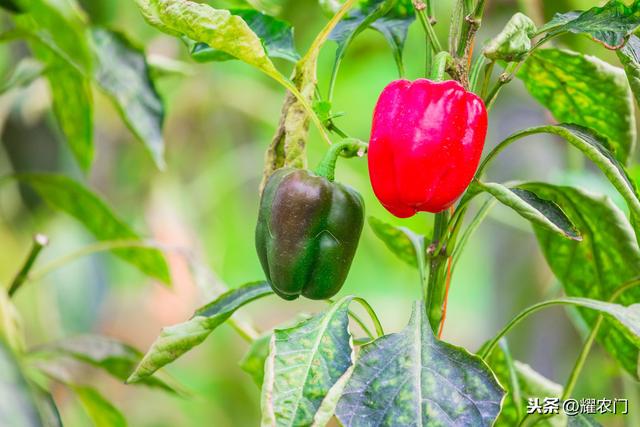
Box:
left=1, top=0, right=640, bottom=426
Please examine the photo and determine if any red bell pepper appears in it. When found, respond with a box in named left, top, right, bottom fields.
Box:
left=368, top=79, right=488, bottom=217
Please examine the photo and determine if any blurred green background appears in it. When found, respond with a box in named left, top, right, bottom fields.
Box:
left=0, top=0, right=638, bottom=425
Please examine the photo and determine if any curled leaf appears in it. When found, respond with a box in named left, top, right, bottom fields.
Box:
left=484, top=13, right=536, bottom=62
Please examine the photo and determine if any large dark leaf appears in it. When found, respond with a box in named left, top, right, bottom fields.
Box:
left=189, top=9, right=299, bottom=63
left=518, top=48, right=635, bottom=164
left=539, top=0, right=640, bottom=49
left=15, top=174, right=170, bottom=283
left=336, top=302, right=505, bottom=426
left=524, top=184, right=640, bottom=378
left=261, top=297, right=354, bottom=426
left=128, top=281, right=272, bottom=383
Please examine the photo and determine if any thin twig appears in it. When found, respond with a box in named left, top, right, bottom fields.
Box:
left=9, top=234, right=48, bottom=297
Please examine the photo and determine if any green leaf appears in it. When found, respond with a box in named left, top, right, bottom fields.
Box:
left=91, top=28, right=166, bottom=169
left=128, top=281, right=272, bottom=383
left=0, top=340, right=43, bottom=427
left=486, top=339, right=561, bottom=426
left=368, top=216, right=426, bottom=271
left=496, top=125, right=640, bottom=225
left=329, top=0, right=414, bottom=77
left=42, top=54, right=94, bottom=171
left=72, top=386, right=127, bottom=427
left=135, top=0, right=280, bottom=79
left=15, top=0, right=93, bottom=74
left=0, top=58, right=45, bottom=95
left=518, top=48, right=636, bottom=164
left=239, top=333, right=271, bottom=387
left=13, top=0, right=95, bottom=170
left=539, top=0, right=640, bottom=50
left=473, top=181, right=581, bottom=241
left=483, top=13, right=537, bottom=62
left=188, top=9, right=299, bottom=63
left=524, top=184, right=640, bottom=378
left=0, top=289, right=25, bottom=354
left=15, top=173, right=170, bottom=283
left=33, top=335, right=176, bottom=393
left=617, top=34, right=640, bottom=106
left=336, top=301, right=505, bottom=426
left=261, top=296, right=355, bottom=427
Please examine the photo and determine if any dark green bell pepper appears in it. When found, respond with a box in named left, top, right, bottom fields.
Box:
left=255, top=141, right=366, bottom=300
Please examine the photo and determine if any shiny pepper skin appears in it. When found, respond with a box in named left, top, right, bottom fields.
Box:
left=368, top=79, right=488, bottom=217
left=255, top=168, right=364, bottom=300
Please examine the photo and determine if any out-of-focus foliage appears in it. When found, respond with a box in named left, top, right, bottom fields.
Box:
left=0, top=0, right=638, bottom=426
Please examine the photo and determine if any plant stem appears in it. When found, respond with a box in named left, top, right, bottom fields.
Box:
left=430, top=51, right=452, bottom=81
left=314, top=139, right=368, bottom=181
left=8, top=234, right=49, bottom=297
left=353, top=297, right=385, bottom=337
left=456, top=0, right=486, bottom=59
left=425, top=210, right=450, bottom=333
left=414, top=1, right=442, bottom=55
left=481, top=277, right=640, bottom=360
left=228, top=317, right=259, bottom=342
left=561, top=315, right=602, bottom=400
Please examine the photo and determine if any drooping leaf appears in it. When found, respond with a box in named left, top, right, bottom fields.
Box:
left=0, top=58, right=45, bottom=95
left=539, top=0, right=640, bottom=49
left=524, top=183, right=640, bottom=378
left=0, top=340, right=43, bottom=427
left=329, top=0, right=414, bottom=77
left=72, top=386, right=127, bottom=427
left=496, top=125, right=640, bottom=227
left=261, top=296, right=355, bottom=426
left=368, top=216, right=426, bottom=269
left=41, top=52, right=94, bottom=171
left=13, top=0, right=95, bottom=170
left=483, top=13, right=537, bottom=62
left=239, top=333, right=271, bottom=387
left=617, top=34, right=640, bottom=106
left=15, top=173, right=170, bottom=283
left=135, top=0, right=281, bottom=80
left=91, top=28, right=166, bottom=169
left=128, top=281, right=272, bottom=383
left=518, top=48, right=636, bottom=164
left=189, top=9, right=299, bottom=63
left=32, top=335, right=176, bottom=393
left=473, top=181, right=581, bottom=241
left=336, top=301, right=505, bottom=427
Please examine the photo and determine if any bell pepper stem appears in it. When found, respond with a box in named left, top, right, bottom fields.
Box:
left=315, top=139, right=368, bottom=182
left=430, top=51, right=452, bottom=81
